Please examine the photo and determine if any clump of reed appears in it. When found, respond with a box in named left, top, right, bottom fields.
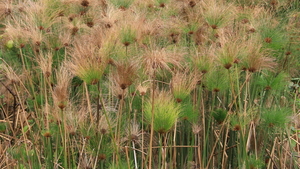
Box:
left=0, top=0, right=300, bottom=168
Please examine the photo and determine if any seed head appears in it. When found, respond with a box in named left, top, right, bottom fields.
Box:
left=112, top=60, right=138, bottom=90
left=224, top=63, right=232, bottom=69
left=159, top=3, right=165, bottom=8
left=268, top=123, right=274, bottom=128
left=119, top=6, right=126, bottom=11
left=81, top=0, right=89, bottom=7
left=194, top=25, right=208, bottom=45
left=170, top=32, right=180, bottom=44
left=241, top=18, right=249, bottom=24
left=107, top=58, right=116, bottom=66
left=285, top=51, right=291, bottom=55
left=233, top=124, right=241, bottom=131
left=69, top=131, right=76, bottom=136
left=211, top=24, right=218, bottom=29
left=120, top=26, right=136, bottom=47
left=79, top=10, right=86, bottom=15
left=100, top=128, right=107, bottom=135
left=120, top=121, right=144, bottom=147
left=123, top=41, right=130, bottom=46
left=57, top=102, right=65, bottom=110
left=5, top=8, right=11, bottom=15
left=265, top=86, right=271, bottom=91
left=58, top=11, right=64, bottom=17
left=35, top=41, right=41, bottom=46
left=264, top=37, right=272, bottom=43
left=53, top=67, right=73, bottom=110
left=189, top=1, right=196, bottom=8
left=71, top=27, right=79, bottom=35
left=38, top=26, right=44, bottom=30
left=171, top=70, right=199, bottom=101
left=137, top=84, right=148, bottom=96
left=176, top=98, right=182, bottom=103
left=214, top=33, right=219, bottom=38
left=270, top=0, right=277, bottom=6
left=105, top=23, right=112, bottom=28
left=86, top=21, right=94, bottom=28
left=248, top=28, right=256, bottom=33
left=98, top=154, right=106, bottom=161
left=248, top=67, right=257, bottom=73
left=20, top=43, right=25, bottom=48
left=129, top=134, right=139, bottom=142
left=68, top=14, right=76, bottom=22
left=192, top=124, right=202, bottom=135
left=213, top=88, right=220, bottom=92
left=233, top=59, right=240, bottom=64
left=98, top=115, right=115, bottom=134
left=51, top=46, right=58, bottom=51
left=43, top=132, right=52, bottom=137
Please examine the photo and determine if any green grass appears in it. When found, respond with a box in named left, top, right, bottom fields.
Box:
left=0, top=0, right=300, bottom=168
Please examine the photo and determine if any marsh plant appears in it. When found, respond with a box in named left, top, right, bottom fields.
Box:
left=0, top=0, right=300, bottom=168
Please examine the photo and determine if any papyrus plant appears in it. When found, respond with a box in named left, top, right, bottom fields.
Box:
left=68, top=37, right=107, bottom=85
left=144, top=90, right=181, bottom=134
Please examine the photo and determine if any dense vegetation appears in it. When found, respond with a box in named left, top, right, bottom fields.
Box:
left=0, top=0, right=300, bottom=168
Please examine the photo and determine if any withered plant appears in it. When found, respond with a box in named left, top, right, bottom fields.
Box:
left=0, top=0, right=300, bottom=169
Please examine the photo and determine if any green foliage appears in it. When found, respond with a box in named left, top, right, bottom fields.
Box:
left=0, top=123, right=7, bottom=132
left=212, top=109, right=227, bottom=124
left=255, top=71, right=288, bottom=91
left=259, top=24, right=288, bottom=54
left=109, top=0, right=135, bottom=9
left=144, top=92, right=181, bottom=133
left=120, top=27, right=136, bottom=46
left=7, top=144, right=41, bottom=169
left=203, top=68, right=230, bottom=92
left=1, top=0, right=300, bottom=168
left=180, top=102, right=198, bottom=122
left=77, top=66, right=106, bottom=85
left=155, top=0, right=169, bottom=6
left=108, top=160, right=133, bottom=169
left=246, top=155, right=264, bottom=169
left=202, top=0, right=233, bottom=29
left=261, top=108, right=292, bottom=129
left=6, top=40, right=14, bottom=49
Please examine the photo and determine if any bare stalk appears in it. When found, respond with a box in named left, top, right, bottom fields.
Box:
left=148, top=71, right=156, bottom=169
left=84, top=82, right=93, bottom=122
left=132, top=141, right=138, bottom=169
